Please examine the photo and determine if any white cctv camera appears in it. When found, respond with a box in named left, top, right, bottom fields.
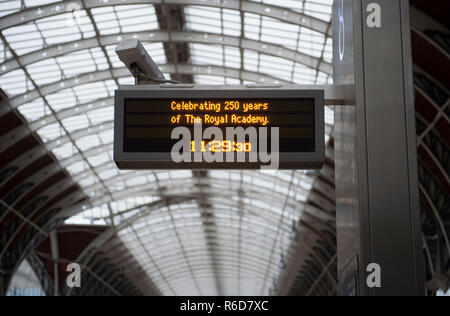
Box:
left=115, top=39, right=166, bottom=84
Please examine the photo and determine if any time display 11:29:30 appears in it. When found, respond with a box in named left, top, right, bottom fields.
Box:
left=190, top=141, right=252, bottom=153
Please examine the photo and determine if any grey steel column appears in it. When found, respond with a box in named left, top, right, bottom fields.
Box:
left=333, top=0, right=425, bottom=296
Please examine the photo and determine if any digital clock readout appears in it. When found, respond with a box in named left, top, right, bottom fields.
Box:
left=191, top=141, right=252, bottom=153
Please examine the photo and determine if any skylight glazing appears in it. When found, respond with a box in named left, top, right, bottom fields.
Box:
left=6, top=259, right=45, bottom=296
left=0, top=0, right=334, bottom=296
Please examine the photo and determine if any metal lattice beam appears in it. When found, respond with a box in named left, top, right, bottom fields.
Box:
left=0, top=1, right=332, bottom=36
left=0, top=31, right=332, bottom=78
left=155, top=4, right=194, bottom=83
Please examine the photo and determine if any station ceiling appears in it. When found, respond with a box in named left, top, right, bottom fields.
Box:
left=0, top=0, right=336, bottom=296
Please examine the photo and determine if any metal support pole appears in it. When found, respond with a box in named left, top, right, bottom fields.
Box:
left=333, top=0, right=425, bottom=296
left=50, top=231, right=59, bottom=297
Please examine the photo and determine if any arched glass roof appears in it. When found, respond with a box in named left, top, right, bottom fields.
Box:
left=6, top=259, right=45, bottom=296
left=0, top=0, right=334, bottom=296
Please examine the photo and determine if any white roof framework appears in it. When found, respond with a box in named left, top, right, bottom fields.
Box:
left=0, top=0, right=334, bottom=296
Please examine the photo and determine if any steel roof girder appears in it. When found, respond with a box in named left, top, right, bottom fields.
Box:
left=9, top=65, right=291, bottom=109
left=0, top=31, right=332, bottom=76
left=0, top=146, right=47, bottom=185
left=0, top=0, right=330, bottom=36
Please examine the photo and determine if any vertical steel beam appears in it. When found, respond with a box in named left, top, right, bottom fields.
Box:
left=154, top=4, right=194, bottom=83
left=333, top=0, right=426, bottom=296
left=50, top=231, right=59, bottom=296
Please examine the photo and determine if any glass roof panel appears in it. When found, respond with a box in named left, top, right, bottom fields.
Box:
left=0, top=0, right=20, bottom=18
left=7, top=259, right=46, bottom=296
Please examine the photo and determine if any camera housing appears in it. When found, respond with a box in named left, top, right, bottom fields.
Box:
left=115, top=39, right=165, bottom=84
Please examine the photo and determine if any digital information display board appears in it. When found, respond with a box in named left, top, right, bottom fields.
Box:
left=114, top=86, right=324, bottom=170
